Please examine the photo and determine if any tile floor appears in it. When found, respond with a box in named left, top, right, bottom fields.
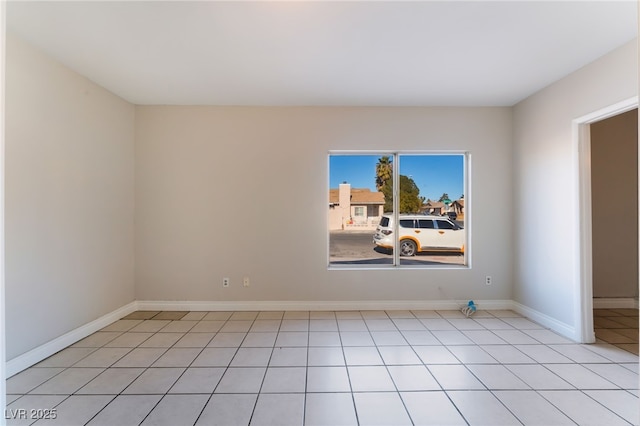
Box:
left=5, top=309, right=639, bottom=425
left=594, top=308, right=639, bottom=355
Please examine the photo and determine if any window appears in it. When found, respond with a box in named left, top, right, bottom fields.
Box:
left=399, top=219, right=415, bottom=228
left=418, top=219, right=435, bottom=229
left=436, top=220, right=455, bottom=230
left=329, top=152, right=468, bottom=267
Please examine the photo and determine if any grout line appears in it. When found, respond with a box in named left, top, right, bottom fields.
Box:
left=5, top=308, right=638, bottom=426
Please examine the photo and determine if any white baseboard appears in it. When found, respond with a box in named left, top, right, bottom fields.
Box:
left=6, top=301, right=138, bottom=378
left=592, top=297, right=639, bottom=309
left=136, top=299, right=513, bottom=312
left=511, top=301, right=577, bottom=342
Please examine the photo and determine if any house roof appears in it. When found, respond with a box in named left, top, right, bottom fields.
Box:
left=423, top=201, right=445, bottom=209
left=329, top=188, right=385, bottom=205
left=452, top=199, right=465, bottom=207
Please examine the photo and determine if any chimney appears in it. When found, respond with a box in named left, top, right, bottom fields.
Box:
left=339, top=182, right=351, bottom=226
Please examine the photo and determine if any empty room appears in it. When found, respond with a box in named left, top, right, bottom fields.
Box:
left=2, top=1, right=639, bottom=425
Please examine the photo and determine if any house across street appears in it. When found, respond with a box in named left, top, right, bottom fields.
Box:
left=329, top=183, right=384, bottom=231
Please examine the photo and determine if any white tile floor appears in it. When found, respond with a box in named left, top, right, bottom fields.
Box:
left=5, top=309, right=639, bottom=425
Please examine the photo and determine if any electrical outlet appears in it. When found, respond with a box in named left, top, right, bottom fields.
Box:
left=223, top=277, right=230, bottom=288
left=243, top=277, right=250, bottom=287
left=485, top=276, right=492, bottom=286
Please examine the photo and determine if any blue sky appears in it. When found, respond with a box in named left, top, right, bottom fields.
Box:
left=329, top=154, right=464, bottom=201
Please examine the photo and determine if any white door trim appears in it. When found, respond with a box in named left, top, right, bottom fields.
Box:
left=573, top=96, right=638, bottom=343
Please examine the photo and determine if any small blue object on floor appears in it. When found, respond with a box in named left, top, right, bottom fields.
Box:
left=461, top=300, right=477, bottom=317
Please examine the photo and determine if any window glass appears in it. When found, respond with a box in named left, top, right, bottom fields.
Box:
left=435, top=220, right=455, bottom=230
left=329, top=152, right=467, bottom=268
left=398, top=154, right=466, bottom=266
left=417, top=219, right=435, bottom=229
left=329, top=154, right=392, bottom=266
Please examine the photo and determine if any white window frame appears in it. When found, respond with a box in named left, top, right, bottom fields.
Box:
left=328, top=150, right=470, bottom=270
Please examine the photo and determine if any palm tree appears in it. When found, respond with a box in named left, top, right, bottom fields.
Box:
left=375, top=156, right=393, bottom=191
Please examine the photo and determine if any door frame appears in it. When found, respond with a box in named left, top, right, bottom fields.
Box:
left=574, top=96, right=638, bottom=343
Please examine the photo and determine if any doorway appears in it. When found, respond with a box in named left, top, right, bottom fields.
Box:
left=576, top=98, right=639, bottom=345
left=590, top=108, right=639, bottom=354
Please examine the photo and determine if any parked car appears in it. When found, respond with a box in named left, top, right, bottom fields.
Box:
left=373, top=214, right=465, bottom=256
left=446, top=211, right=458, bottom=221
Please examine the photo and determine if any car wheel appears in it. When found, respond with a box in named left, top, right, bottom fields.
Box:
left=399, top=239, right=417, bottom=256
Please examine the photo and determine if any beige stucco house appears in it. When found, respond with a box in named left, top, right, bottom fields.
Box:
left=329, top=183, right=385, bottom=230
left=420, top=200, right=446, bottom=216
left=451, top=199, right=465, bottom=220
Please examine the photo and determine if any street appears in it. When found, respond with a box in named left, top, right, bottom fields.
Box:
left=329, top=230, right=465, bottom=266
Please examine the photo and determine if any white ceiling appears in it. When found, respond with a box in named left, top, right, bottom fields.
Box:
left=6, top=0, right=638, bottom=106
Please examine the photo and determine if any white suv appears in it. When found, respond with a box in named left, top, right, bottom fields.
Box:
left=373, top=214, right=465, bottom=256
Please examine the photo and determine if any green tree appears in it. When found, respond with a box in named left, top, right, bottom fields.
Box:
left=381, top=179, right=393, bottom=212
left=375, top=156, right=393, bottom=191
left=438, top=193, right=451, bottom=203
left=381, top=174, right=423, bottom=213
left=399, top=175, right=423, bottom=213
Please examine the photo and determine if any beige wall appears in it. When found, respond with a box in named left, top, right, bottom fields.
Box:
left=5, top=35, right=136, bottom=359
left=591, top=109, right=638, bottom=299
left=513, top=39, right=637, bottom=330
left=135, top=106, right=514, bottom=302
left=7, top=30, right=634, bottom=363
